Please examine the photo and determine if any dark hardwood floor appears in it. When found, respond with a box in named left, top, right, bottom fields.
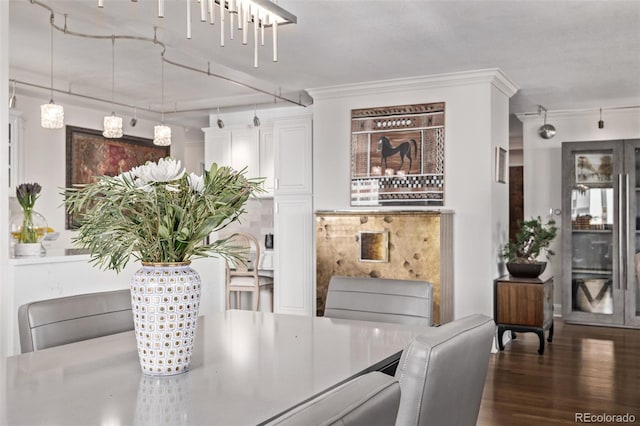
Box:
left=478, top=320, right=640, bottom=425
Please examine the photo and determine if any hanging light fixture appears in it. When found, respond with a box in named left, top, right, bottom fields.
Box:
left=103, top=36, right=123, bottom=138
left=537, top=105, right=556, bottom=139
left=154, top=53, right=171, bottom=146
left=598, top=108, right=604, bottom=129
left=98, top=0, right=296, bottom=67
left=41, top=13, right=64, bottom=129
left=8, top=81, right=16, bottom=108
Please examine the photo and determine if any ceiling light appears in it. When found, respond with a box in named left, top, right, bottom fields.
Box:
left=598, top=108, right=604, bottom=129
left=217, top=107, right=224, bottom=129
left=154, top=53, right=171, bottom=146
left=253, top=104, right=260, bottom=127
left=103, top=37, right=123, bottom=138
left=9, top=81, right=16, bottom=108
left=537, top=105, right=556, bottom=139
left=41, top=13, right=64, bottom=129
left=130, top=108, right=138, bottom=127
left=99, top=0, right=296, bottom=68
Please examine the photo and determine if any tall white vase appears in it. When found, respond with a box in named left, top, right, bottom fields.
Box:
left=130, top=262, right=201, bottom=376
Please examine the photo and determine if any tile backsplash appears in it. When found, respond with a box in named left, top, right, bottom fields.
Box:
left=219, top=198, right=274, bottom=249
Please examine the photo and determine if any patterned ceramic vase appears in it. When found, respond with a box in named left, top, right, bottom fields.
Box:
left=130, top=262, right=201, bottom=376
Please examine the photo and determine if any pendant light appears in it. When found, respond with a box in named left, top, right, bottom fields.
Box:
left=103, top=36, right=123, bottom=138
left=537, top=105, right=556, bottom=140
left=154, top=53, right=171, bottom=146
left=253, top=104, right=260, bottom=127
left=8, top=81, right=16, bottom=108
left=598, top=108, right=604, bottom=129
left=41, top=13, right=64, bottom=129
left=216, top=107, right=224, bottom=129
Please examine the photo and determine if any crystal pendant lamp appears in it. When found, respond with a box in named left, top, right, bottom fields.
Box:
left=153, top=54, right=171, bottom=146
left=41, top=15, right=64, bottom=129
left=103, top=37, right=123, bottom=138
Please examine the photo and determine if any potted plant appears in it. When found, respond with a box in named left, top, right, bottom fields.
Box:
left=64, top=157, right=263, bottom=375
left=10, top=182, right=48, bottom=257
left=502, top=216, right=558, bottom=278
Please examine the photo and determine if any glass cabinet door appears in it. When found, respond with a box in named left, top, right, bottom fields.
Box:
left=562, top=142, right=625, bottom=325
left=624, top=139, right=640, bottom=327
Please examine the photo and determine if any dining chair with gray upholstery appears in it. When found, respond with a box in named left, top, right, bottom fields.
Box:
left=324, top=276, right=434, bottom=326
left=17, top=289, right=134, bottom=353
left=394, top=313, right=496, bottom=426
left=265, top=371, right=401, bottom=426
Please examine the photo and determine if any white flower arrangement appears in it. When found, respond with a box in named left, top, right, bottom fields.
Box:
left=64, top=158, right=263, bottom=272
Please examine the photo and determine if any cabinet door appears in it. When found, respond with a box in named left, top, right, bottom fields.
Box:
left=230, top=128, right=259, bottom=178
left=8, top=110, right=22, bottom=192
left=274, top=195, right=313, bottom=315
left=203, top=128, right=231, bottom=169
left=259, top=128, right=275, bottom=195
left=624, top=139, right=640, bottom=327
left=561, top=141, right=624, bottom=325
left=274, top=118, right=312, bottom=195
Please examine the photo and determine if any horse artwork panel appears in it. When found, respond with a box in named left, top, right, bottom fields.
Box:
left=377, top=135, right=418, bottom=173
left=350, top=102, right=445, bottom=207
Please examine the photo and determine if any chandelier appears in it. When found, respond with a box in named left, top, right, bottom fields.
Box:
left=98, top=0, right=297, bottom=68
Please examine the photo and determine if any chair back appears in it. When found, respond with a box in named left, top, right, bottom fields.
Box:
left=324, top=276, right=433, bottom=326
left=394, top=314, right=495, bottom=426
left=17, top=289, right=133, bottom=353
left=265, top=371, right=400, bottom=426
left=225, top=232, right=260, bottom=277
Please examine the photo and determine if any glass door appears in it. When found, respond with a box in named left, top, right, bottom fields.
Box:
left=562, top=141, right=625, bottom=325
left=624, top=139, right=640, bottom=327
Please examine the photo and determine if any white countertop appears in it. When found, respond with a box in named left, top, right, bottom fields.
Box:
left=1, top=310, right=427, bottom=425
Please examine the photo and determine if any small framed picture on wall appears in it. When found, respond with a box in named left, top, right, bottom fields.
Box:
left=495, top=147, right=507, bottom=184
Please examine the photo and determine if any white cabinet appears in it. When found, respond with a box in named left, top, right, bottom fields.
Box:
left=260, top=128, right=275, bottom=195
left=8, top=110, right=23, bottom=192
left=274, top=195, right=313, bottom=316
left=274, top=118, right=313, bottom=195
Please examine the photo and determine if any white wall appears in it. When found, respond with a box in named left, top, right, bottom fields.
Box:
left=309, top=69, right=516, bottom=319
left=1, top=0, right=10, bottom=358
left=521, top=107, right=640, bottom=311
left=11, top=91, right=204, bottom=250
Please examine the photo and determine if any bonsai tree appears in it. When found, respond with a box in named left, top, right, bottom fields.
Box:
left=503, top=216, right=558, bottom=264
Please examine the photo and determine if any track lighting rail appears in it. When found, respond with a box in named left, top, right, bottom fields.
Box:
left=27, top=0, right=308, bottom=113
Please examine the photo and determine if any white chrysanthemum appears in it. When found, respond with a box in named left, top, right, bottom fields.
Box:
left=132, top=158, right=185, bottom=184
left=165, top=184, right=181, bottom=193
left=188, top=173, right=205, bottom=193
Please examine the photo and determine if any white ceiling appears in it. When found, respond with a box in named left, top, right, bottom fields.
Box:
left=8, top=0, right=640, bottom=129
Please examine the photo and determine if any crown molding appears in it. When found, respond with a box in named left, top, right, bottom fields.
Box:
left=307, top=68, right=519, bottom=101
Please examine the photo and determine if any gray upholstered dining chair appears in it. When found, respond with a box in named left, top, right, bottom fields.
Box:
left=17, top=289, right=134, bottom=353
left=324, top=276, right=433, bottom=326
left=394, top=314, right=496, bottom=426
left=225, top=232, right=274, bottom=311
left=265, top=371, right=401, bottom=426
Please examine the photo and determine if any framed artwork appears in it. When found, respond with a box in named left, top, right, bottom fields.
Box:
left=358, top=231, right=389, bottom=262
left=495, top=147, right=507, bottom=183
left=65, top=126, right=170, bottom=229
left=575, top=153, right=613, bottom=184
left=350, top=102, right=445, bottom=206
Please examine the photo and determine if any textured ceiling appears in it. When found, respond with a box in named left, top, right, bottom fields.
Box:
left=8, top=0, right=640, bottom=128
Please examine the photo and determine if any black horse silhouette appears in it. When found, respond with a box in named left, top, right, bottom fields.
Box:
left=377, top=136, right=417, bottom=172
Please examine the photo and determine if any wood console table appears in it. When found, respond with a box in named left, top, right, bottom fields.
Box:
left=494, top=275, right=554, bottom=355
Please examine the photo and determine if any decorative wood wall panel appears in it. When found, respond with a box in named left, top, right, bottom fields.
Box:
left=315, top=210, right=453, bottom=324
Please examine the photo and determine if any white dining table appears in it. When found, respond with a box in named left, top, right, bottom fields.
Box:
left=0, top=309, right=428, bottom=426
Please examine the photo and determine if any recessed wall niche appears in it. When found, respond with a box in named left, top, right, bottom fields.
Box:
left=315, top=210, right=453, bottom=324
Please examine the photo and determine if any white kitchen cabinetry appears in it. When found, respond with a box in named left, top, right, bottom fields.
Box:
left=203, top=113, right=314, bottom=316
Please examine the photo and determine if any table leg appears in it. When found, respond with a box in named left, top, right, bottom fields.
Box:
left=547, top=321, right=554, bottom=342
